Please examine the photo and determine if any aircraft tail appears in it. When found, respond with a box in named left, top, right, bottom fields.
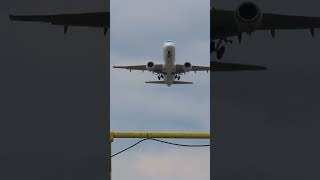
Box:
left=145, top=81, right=193, bottom=84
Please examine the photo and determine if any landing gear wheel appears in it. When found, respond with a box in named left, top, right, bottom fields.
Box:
left=158, top=76, right=161, bottom=80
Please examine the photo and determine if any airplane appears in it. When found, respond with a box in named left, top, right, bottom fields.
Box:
left=212, top=1, right=320, bottom=59
left=113, top=41, right=267, bottom=86
left=113, top=41, right=210, bottom=86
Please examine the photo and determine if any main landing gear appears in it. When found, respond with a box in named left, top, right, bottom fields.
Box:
left=174, top=75, right=181, bottom=80
left=211, top=39, right=232, bottom=60
left=157, top=74, right=164, bottom=80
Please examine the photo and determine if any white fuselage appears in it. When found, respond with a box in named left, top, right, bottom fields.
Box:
left=162, top=41, right=176, bottom=86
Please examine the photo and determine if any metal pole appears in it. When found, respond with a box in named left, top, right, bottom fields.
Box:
left=110, top=133, right=114, bottom=180
left=109, top=131, right=210, bottom=180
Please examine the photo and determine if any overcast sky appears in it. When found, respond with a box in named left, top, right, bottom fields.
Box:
left=110, top=0, right=210, bottom=179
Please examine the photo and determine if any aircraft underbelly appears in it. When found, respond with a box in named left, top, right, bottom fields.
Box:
left=164, top=74, right=175, bottom=86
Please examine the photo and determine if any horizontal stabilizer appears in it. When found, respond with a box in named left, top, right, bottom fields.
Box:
left=211, top=61, right=267, bottom=71
left=145, top=81, right=193, bottom=84
left=145, top=81, right=166, bottom=84
left=172, top=81, right=193, bottom=84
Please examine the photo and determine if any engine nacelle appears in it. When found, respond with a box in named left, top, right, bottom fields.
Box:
left=146, top=61, right=155, bottom=71
left=234, top=2, right=263, bottom=33
left=183, top=62, right=192, bottom=72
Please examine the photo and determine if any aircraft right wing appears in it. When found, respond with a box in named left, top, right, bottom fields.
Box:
left=9, top=12, right=109, bottom=34
left=211, top=61, right=267, bottom=71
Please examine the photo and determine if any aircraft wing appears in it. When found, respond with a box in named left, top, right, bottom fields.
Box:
left=260, top=13, right=320, bottom=31
left=212, top=9, right=320, bottom=39
left=9, top=12, right=109, bottom=34
left=175, top=64, right=210, bottom=74
left=211, top=61, right=267, bottom=71
left=192, top=65, right=211, bottom=72
left=113, top=64, right=163, bottom=73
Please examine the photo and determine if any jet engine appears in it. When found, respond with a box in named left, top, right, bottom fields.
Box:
left=234, top=2, right=263, bottom=33
left=183, top=62, right=192, bottom=72
left=146, top=61, right=155, bottom=71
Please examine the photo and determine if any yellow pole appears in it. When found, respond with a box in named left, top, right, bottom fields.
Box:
left=110, top=133, right=113, bottom=180
left=110, top=131, right=210, bottom=139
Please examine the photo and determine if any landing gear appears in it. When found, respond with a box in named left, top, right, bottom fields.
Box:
left=175, top=75, right=181, bottom=80
left=217, top=46, right=225, bottom=60
left=157, top=74, right=164, bottom=80
left=211, top=39, right=232, bottom=60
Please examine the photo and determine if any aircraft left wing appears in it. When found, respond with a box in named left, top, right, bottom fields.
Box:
left=113, top=65, right=163, bottom=73
left=9, top=12, right=109, bottom=34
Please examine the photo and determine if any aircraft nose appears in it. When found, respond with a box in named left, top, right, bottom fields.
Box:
left=164, top=41, right=175, bottom=47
